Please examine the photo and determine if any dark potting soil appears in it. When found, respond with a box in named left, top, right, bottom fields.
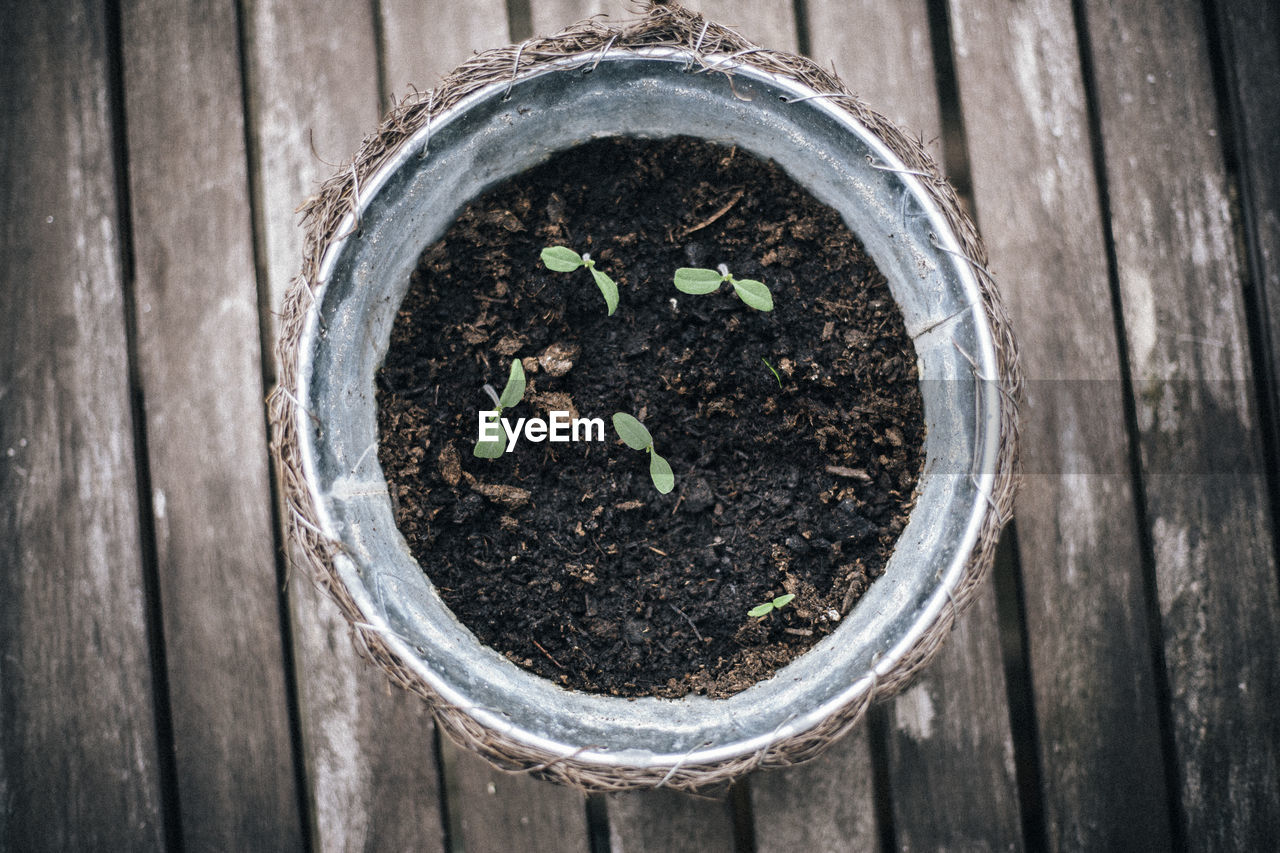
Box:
left=375, top=136, right=925, bottom=699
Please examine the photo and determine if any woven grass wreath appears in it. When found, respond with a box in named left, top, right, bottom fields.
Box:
left=268, top=2, right=1020, bottom=791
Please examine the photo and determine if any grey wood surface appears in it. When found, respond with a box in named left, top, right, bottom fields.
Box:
left=881, top=605, right=1024, bottom=852
left=530, top=0, right=635, bottom=36
left=750, top=731, right=881, bottom=853
left=0, top=2, right=167, bottom=848
left=529, top=0, right=797, bottom=49
left=1212, top=0, right=1280, bottom=511
left=377, top=0, right=511, bottom=102
left=239, top=2, right=448, bottom=850
left=808, top=0, right=940, bottom=137
left=808, top=4, right=1024, bottom=849
left=605, top=787, right=737, bottom=852
left=430, top=547, right=593, bottom=835
left=118, top=0, right=305, bottom=847
left=1079, top=0, right=1280, bottom=846
left=5, top=0, right=1280, bottom=849
left=946, top=0, right=1176, bottom=848
left=445, top=740, right=591, bottom=853
left=680, top=0, right=799, bottom=51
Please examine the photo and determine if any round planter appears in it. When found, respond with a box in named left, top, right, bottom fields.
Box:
left=271, top=10, right=1019, bottom=791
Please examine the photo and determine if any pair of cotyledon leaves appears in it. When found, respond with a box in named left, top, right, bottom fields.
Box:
left=541, top=247, right=774, bottom=314
left=747, top=593, right=796, bottom=618
left=672, top=267, right=774, bottom=312
left=610, top=412, right=675, bottom=494
left=540, top=246, right=619, bottom=315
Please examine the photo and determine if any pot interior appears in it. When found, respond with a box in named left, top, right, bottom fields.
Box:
left=298, top=49, right=1002, bottom=769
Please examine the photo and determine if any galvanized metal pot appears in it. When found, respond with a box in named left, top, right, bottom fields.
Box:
left=272, top=16, right=1018, bottom=791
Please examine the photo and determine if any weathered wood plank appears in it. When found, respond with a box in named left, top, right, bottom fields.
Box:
left=808, top=0, right=940, bottom=138
left=1212, top=0, right=1280, bottom=503
left=809, top=3, right=1023, bottom=849
left=945, top=0, right=1177, bottom=848
left=241, top=2, right=448, bottom=849
left=243, top=0, right=383, bottom=324
left=118, top=1, right=305, bottom=846
left=377, top=6, right=603, bottom=851
left=529, top=0, right=798, bottom=51
left=882, top=597, right=1023, bottom=850
left=750, top=729, right=880, bottom=853
left=529, top=0, right=636, bottom=36
left=444, top=741, right=591, bottom=853
left=0, top=1, right=166, bottom=848
left=1078, top=0, right=1280, bottom=846
left=605, top=788, right=736, bottom=853
left=286, top=578, right=448, bottom=852
left=679, top=0, right=799, bottom=52
left=378, top=0, right=509, bottom=101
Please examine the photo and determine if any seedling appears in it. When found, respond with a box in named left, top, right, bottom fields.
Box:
left=611, top=412, right=675, bottom=494
left=748, top=593, right=795, bottom=619
left=761, top=357, right=782, bottom=387
left=673, top=263, right=773, bottom=312
left=474, top=359, right=526, bottom=458
left=541, top=246, right=619, bottom=315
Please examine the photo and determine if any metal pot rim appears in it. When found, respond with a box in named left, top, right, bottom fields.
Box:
left=293, top=47, right=1005, bottom=772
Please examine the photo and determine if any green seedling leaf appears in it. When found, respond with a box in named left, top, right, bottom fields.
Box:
left=650, top=451, right=674, bottom=494
left=613, top=413, right=675, bottom=494
left=541, top=245, right=584, bottom=272
left=673, top=267, right=724, bottom=294
left=761, top=357, right=782, bottom=387
left=730, top=277, right=773, bottom=311
left=474, top=412, right=507, bottom=458
left=611, top=412, right=653, bottom=450
left=543, top=246, right=619, bottom=315
left=748, top=592, right=796, bottom=618
left=498, top=358, right=526, bottom=409
left=590, top=266, right=619, bottom=315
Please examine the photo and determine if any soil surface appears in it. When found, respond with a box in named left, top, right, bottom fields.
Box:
left=376, top=136, right=925, bottom=698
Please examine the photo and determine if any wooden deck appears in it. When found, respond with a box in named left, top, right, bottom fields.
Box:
left=4, top=0, right=1279, bottom=849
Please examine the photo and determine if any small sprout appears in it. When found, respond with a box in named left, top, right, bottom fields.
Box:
left=673, top=263, right=773, bottom=311
left=541, top=245, right=619, bottom=315
left=497, top=358, right=526, bottom=408
left=474, top=359, right=526, bottom=458
left=748, top=593, right=796, bottom=619
left=761, top=357, right=782, bottom=387
left=611, top=412, right=675, bottom=494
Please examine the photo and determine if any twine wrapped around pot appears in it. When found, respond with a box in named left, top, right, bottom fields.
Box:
left=268, top=1, right=1020, bottom=791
